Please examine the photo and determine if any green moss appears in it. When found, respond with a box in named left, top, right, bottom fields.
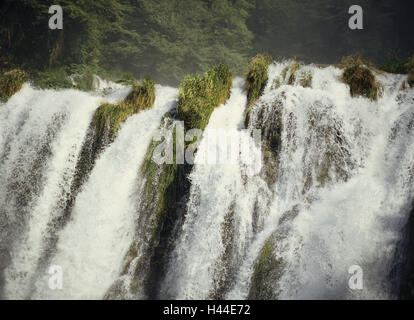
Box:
left=287, top=59, right=300, bottom=85
left=271, top=77, right=281, bottom=90
left=406, top=56, right=414, bottom=88
left=0, top=69, right=26, bottom=102
left=140, top=131, right=179, bottom=241
left=245, top=54, right=271, bottom=105
left=341, top=56, right=382, bottom=101
left=93, top=103, right=133, bottom=135
left=177, top=64, right=233, bottom=130
left=249, top=237, right=282, bottom=300
left=405, top=55, right=414, bottom=72
left=281, top=66, right=289, bottom=80
left=93, top=76, right=156, bottom=135
left=299, top=71, right=312, bottom=88
left=124, top=76, right=155, bottom=112
left=400, top=207, right=414, bottom=299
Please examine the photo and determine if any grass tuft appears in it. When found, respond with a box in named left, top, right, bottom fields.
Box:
left=124, top=76, right=155, bottom=112
left=245, top=54, right=271, bottom=105
left=341, top=56, right=382, bottom=101
left=93, top=76, right=156, bottom=135
left=406, top=56, right=414, bottom=88
left=0, top=69, right=26, bottom=102
left=287, top=59, right=300, bottom=85
left=177, top=64, right=233, bottom=131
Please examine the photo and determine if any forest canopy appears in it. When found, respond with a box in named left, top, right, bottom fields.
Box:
left=1, top=0, right=413, bottom=84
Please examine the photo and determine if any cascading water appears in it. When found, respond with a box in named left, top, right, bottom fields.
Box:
left=0, top=61, right=413, bottom=300
left=160, top=62, right=414, bottom=300
left=0, top=83, right=127, bottom=299
left=231, top=62, right=413, bottom=300
left=160, top=78, right=268, bottom=299
left=29, top=86, right=177, bottom=299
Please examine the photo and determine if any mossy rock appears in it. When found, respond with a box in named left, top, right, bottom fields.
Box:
left=248, top=237, right=283, bottom=300
left=400, top=206, right=414, bottom=299
left=246, top=54, right=271, bottom=105
left=0, top=69, right=26, bottom=102
left=177, top=64, right=233, bottom=131
left=341, top=57, right=382, bottom=101
left=93, top=76, right=156, bottom=136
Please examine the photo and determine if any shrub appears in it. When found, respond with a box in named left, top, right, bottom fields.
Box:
left=31, top=68, right=73, bottom=90
left=0, top=69, right=26, bottom=102
left=381, top=57, right=407, bottom=74
left=177, top=64, right=233, bottom=131
left=245, top=54, right=271, bottom=105
left=341, top=56, right=382, bottom=101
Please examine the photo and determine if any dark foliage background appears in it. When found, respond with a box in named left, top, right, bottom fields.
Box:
left=1, top=0, right=413, bottom=84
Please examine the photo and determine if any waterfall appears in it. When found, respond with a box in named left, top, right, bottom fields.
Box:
left=29, top=86, right=177, bottom=299
left=0, top=84, right=122, bottom=299
left=160, top=78, right=268, bottom=299
left=0, top=82, right=177, bottom=299
left=232, top=62, right=413, bottom=299
left=1, top=62, right=413, bottom=300
left=161, top=62, right=414, bottom=300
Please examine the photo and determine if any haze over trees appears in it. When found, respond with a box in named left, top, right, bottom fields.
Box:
left=1, top=0, right=413, bottom=84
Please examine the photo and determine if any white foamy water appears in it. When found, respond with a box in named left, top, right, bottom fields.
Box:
left=1, top=84, right=128, bottom=299
left=227, top=62, right=414, bottom=299
left=29, top=85, right=177, bottom=299
left=160, top=78, right=268, bottom=299
left=1, top=63, right=413, bottom=300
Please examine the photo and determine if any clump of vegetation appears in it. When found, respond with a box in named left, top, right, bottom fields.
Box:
left=245, top=54, right=271, bottom=105
left=31, top=68, right=73, bottom=90
left=249, top=237, right=282, bottom=300
left=381, top=56, right=407, bottom=74
left=124, top=76, right=155, bottom=112
left=281, top=65, right=289, bottom=80
left=93, top=76, right=156, bottom=135
left=408, top=73, right=414, bottom=88
left=299, top=70, right=313, bottom=88
left=140, top=124, right=179, bottom=240
left=406, top=56, right=414, bottom=88
left=0, top=69, right=26, bottom=102
left=341, top=56, right=382, bottom=101
left=93, top=103, right=134, bottom=135
left=31, top=65, right=101, bottom=91
left=288, top=59, right=300, bottom=85
left=177, top=64, right=233, bottom=131
left=271, top=77, right=281, bottom=90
